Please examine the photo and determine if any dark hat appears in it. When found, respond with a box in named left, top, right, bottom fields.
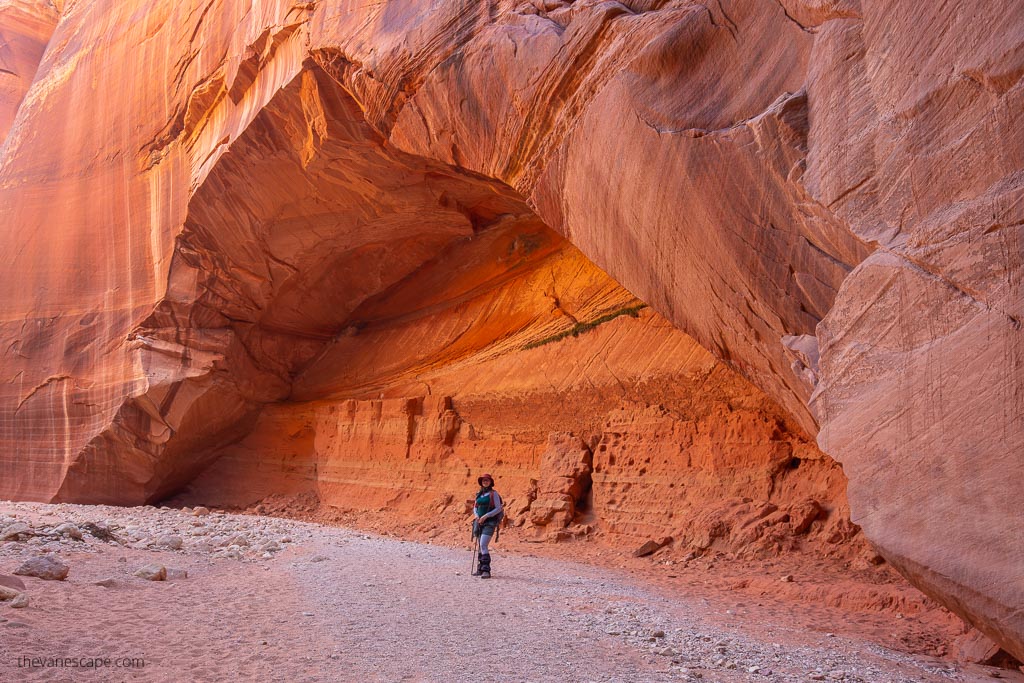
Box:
left=477, top=473, right=494, bottom=486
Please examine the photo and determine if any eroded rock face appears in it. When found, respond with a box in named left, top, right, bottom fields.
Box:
left=528, top=433, right=592, bottom=530
left=0, top=0, right=1021, bottom=659
left=0, top=0, right=57, bottom=145
left=182, top=303, right=849, bottom=565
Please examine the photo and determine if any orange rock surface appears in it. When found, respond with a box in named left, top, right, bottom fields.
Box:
left=0, top=1, right=57, bottom=144
left=0, top=0, right=1021, bottom=660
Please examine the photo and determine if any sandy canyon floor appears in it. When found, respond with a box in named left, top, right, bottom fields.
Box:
left=0, top=501, right=1017, bottom=683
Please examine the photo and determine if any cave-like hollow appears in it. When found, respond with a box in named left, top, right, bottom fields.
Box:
left=50, top=62, right=860, bottom=566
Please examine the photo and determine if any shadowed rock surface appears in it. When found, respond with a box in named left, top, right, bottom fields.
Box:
left=0, top=0, right=1020, bottom=660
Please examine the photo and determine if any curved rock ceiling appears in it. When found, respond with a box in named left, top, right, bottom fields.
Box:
left=0, top=0, right=1021, bottom=660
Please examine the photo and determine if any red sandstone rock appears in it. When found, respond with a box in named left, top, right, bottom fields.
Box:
left=527, top=433, right=592, bottom=529
left=0, top=0, right=1020, bottom=660
left=0, top=1, right=57, bottom=145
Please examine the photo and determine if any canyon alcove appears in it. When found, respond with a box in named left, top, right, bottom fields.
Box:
left=0, top=0, right=1021, bottom=665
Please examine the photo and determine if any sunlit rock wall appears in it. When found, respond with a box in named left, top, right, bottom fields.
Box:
left=0, top=0, right=1020, bottom=658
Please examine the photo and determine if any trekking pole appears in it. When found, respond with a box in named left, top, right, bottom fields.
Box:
left=469, top=520, right=479, bottom=576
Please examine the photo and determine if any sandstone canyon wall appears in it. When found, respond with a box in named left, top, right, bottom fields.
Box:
left=0, top=0, right=1020, bottom=660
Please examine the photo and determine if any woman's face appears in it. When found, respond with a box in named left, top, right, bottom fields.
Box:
left=481, top=477, right=492, bottom=487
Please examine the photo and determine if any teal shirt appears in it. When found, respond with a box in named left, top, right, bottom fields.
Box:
left=474, top=489, right=503, bottom=521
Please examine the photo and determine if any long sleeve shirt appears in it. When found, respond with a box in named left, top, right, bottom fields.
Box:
left=475, top=490, right=502, bottom=521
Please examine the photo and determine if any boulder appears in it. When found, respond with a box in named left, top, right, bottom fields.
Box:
left=633, top=537, right=673, bottom=558
left=13, top=556, right=69, bottom=581
left=133, top=565, right=167, bottom=582
left=0, top=523, right=32, bottom=542
left=0, top=575, right=26, bottom=592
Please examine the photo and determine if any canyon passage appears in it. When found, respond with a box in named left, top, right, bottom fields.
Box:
left=0, top=0, right=1022, bottom=677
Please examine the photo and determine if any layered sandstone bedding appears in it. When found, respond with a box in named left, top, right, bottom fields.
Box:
left=0, top=0, right=1021, bottom=666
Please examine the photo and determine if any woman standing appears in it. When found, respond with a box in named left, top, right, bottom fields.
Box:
left=472, top=473, right=503, bottom=578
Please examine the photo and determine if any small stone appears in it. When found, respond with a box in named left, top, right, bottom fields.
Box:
left=14, top=555, right=69, bottom=581
left=10, top=594, right=28, bottom=608
left=809, top=672, right=826, bottom=680
left=134, top=564, right=167, bottom=581
left=747, top=666, right=760, bottom=674
left=309, top=555, right=328, bottom=563
left=155, top=535, right=183, bottom=550
left=0, top=523, right=32, bottom=542
left=780, top=574, right=794, bottom=582
left=657, top=647, right=674, bottom=656
left=79, top=522, right=118, bottom=542
left=652, top=630, right=666, bottom=638
left=632, top=537, right=672, bottom=558
left=0, top=585, right=21, bottom=601
left=165, top=568, right=188, bottom=580
left=53, top=523, right=83, bottom=540
left=192, top=507, right=210, bottom=516
left=302, top=611, right=313, bottom=616
left=94, top=578, right=119, bottom=588
left=0, top=575, right=26, bottom=592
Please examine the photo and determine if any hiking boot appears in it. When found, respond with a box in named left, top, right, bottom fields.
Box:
left=478, top=552, right=491, bottom=578
left=472, top=551, right=485, bottom=576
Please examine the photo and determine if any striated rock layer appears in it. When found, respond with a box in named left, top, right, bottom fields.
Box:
left=0, top=0, right=1021, bottom=659
left=182, top=305, right=856, bottom=564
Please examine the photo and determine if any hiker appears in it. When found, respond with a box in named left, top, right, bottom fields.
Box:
left=471, top=473, right=503, bottom=578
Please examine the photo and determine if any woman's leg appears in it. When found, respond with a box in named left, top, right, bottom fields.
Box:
left=478, top=532, right=493, bottom=577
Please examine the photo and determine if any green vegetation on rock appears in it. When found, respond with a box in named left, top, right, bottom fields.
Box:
left=522, top=304, right=647, bottom=351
